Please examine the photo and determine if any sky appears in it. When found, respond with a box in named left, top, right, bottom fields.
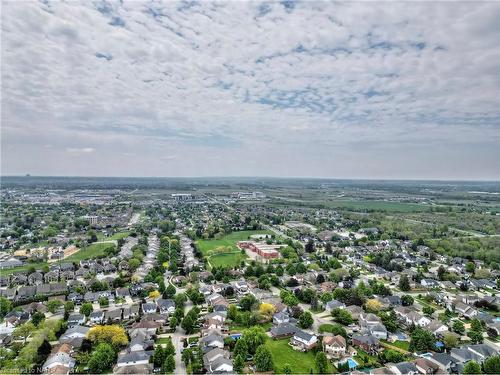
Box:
left=1, top=1, right=500, bottom=180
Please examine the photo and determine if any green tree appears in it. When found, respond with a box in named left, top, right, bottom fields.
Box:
left=162, top=354, right=176, bottom=374
left=242, top=326, right=267, bottom=354
left=409, top=327, right=435, bottom=352
left=0, top=297, right=12, bottom=318
left=401, top=295, right=414, bottom=306
left=315, top=352, right=328, bottom=374
left=463, top=360, right=482, bottom=374
left=13, top=322, right=35, bottom=344
left=80, top=302, right=93, bottom=317
left=47, top=300, right=63, bottom=313
left=299, top=311, right=314, bottom=329
left=423, top=306, right=435, bottom=317
left=170, top=316, right=178, bottom=330
left=233, top=354, right=245, bottom=373
left=484, top=355, right=500, bottom=374
left=283, top=364, right=292, bottom=375
left=181, top=314, right=196, bottom=334
left=234, top=338, right=249, bottom=359
left=452, top=320, right=465, bottom=334
left=332, top=308, right=353, bottom=325
left=399, top=275, right=411, bottom=291
left=443, top=332, right=459, bottom=349
left=88, top=343, right=116, bottom=373
left=153, top=345, right=166, bottom=368
left=31, top=311, right=45, bottom=327
left=254, top=345, right=273, bottom=372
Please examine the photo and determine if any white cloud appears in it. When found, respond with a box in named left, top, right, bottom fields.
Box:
left=1, top=1, right=499, bottom=179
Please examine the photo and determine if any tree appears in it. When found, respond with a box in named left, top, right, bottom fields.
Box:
left=165, top=284, right=176, bottom=299
left=399, top=275, right=411, bottom=291
left=0, top=297, right=12, bottom=318
left=170, top=316, right=178, bottom=330
left=463, top=360, right=482, bottom=374
left=149, top=290, right=161, bottom=299
left=37, top=339, right=52, bottom=358
left=422, top=306, right=435, bottom=317
left=401, top=295, right=414, bottom=306
left=484, top=355, right=500, bottom=374
left=233, top=338, right=248, bottom=359
left=468, top=319, right=484, bottom=344
left=165, top=337, right=175, bottom=356
left=153, top=345, right=166, bottom=368
left=365, top=299, right=382, bottom=312
left=409, top=327, right=435, bottom=352
left=31, top=311, right=45, bottom=327
left=64, top=301, right=75, bottom=313
left=381, top=349, right=405, bottom=363
left=181, top=314, right=196, bottom=334
left=332, top=308, right=353, bottom=325
left=305, top=239, right=315, bottom=253
left=87, top=325, right=129, bottom=347
left=283, top=364, right=293, bottom=375
left=233, top=354, right=245, bottom=373
left=465, top=262, right=476, bottom=274
left=13, top=322, right=35, bottom=344
left=242, top=326, right=267, bottom=354
left=299, top=311, right=314, bottom=329
left=88, top=343, right=116, bottom=373
left=254, top=344, right=273, bottom=372
left=240, top=294, right=258, bottom=311
left=443, top=332, right=459, bottom=349
left=80, top=302, right=93, bottom=317
left=162, top=354, right=176, bottom=374
left=452, top=320, right=465, bottom=334
left=47, top=300, right=63, bottom=313
left=315, top=352, right=328, bottom=374
left=259, top=303, right=275, bottom=319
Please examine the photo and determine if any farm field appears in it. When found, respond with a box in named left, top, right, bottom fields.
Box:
left=265, top=338, right=336, bottom=374
left=196, top=230, right=272, bottom=268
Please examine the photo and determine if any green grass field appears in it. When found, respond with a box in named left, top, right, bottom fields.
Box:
left=266, top=339, right=336, bottom=374
left=196, top=230, right=272, bottom=268
left=196, top=230, right=272, bottom=255
left=97, top=231, right=130, bottom=241
left=64, top=242, right=116, bottom=262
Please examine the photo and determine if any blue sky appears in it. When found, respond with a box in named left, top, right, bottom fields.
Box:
left=1, top=1, right=499, bottom=179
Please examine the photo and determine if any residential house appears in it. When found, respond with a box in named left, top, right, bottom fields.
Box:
left=270, top=323, right=299, bottom=339
left=203, top=348, right=233, bottom=373
left=323, top=335, right=346, bottom=359
left=291, top=330, right=317, bottom=351
left=351, top=334, right=380, bottom=354
left=42, top=343, right=76, bottom=375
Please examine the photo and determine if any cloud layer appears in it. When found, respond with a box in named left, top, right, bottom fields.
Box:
left=2, top=1, right=499, bottom=179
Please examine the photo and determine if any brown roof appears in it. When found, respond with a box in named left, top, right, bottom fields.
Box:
left=323, top=335, right=346, bottom=347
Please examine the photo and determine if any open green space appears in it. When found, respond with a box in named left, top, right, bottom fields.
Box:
left=196, top=230, right=272, bottom=255
left=382, top=340, right=410, bottom=351
left=196, top=230, right=272, bottom=268
left=266, top=338, right=336, bottom=374
left=97, top=231, right=130, bottom=241
left=64, top=242, right=116, bottom=262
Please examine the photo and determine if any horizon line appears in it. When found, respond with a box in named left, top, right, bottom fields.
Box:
left=1, top=174, right=500, bottom=183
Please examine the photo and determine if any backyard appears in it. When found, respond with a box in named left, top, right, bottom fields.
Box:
left=265, top=339, right=336, bottom=374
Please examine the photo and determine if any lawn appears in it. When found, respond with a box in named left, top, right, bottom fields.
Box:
left=97, top=231, right=130, bottom=241
left=266, top=339, right=336, bottom=374
left=209, top=252, right=247, bottom=268
left=230, top=322, right=272, bottom=332
left=196, top=230, right=272, bottom=268
left=382, top=340, right=410, bottom=351
left=63, top=243, right=116, bottom=262
left=0, top=262, right=48, bottom=275
left=196, top=230, right=272, bottom=255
